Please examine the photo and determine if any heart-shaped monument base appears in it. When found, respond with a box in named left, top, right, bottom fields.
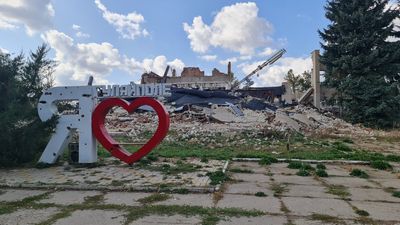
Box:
left=92, top=97, right=170, bottom=165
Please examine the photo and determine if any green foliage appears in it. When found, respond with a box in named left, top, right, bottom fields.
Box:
left=254, top=192, right=267, bottom=197
left=206, top=170, right=229, bottom=185
left=355, top=209, right=369, bottom=217
left=259, top=156, right=278, bottom=165
left=316, top=169, right=329, bottom=177
left=316, top=163, right=326, bottom=170
left=350, top=169, right=369, bottom=178
left=370, top=160, right=392, bottom=170
left=392, top=191, right=400, bottom=198
left=287, top=161, right=303, bottom=169
left=320, top=0, right=400, bottom=128
left=296, top=169, right=310, bottom=176
left=0, top=44, right=56, bottom=167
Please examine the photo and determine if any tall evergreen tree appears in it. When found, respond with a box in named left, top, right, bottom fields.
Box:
left=319, top=0, right=400, bottom=128
left=0, top=45, right=56, bottom=167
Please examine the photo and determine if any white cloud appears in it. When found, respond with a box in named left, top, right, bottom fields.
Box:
left=43, top=30, right=184, bottom=85
left=140, top=56, right=185, bottom=75
left=240, top=57, right=312, bottom=87
left=95, top=0, right=148, bottom=40
left=0, top=46, right=9, bottom=54
left=259, top=47, right=276, bottom=57
left=200, top=55, right=217, bottom=61
left=219, top=57, right=238, bottom=65
left=386, top=0, right=400, bottom=42
left=183, top=2, right=273, bottom=55
left=72, top=24, right=90, bottom=38
left=0, top=0, right=54, bottom=35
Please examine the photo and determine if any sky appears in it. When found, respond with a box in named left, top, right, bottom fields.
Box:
left=0, top=0, right=396, bottom=87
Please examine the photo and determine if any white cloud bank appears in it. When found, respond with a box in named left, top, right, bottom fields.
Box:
left=183, top=2, right=273, bottom=55
left=0, top=0, right=54, bottom=35
left=95, top=0, right=148, bottom=40
left=240, top=57, right=312, bottom=87
left=43, top=30, right=184, bottom=85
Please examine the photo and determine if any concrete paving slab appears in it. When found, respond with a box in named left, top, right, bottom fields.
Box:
left=217, top=215, right=288, bottom=225
left=269, top=163, right=297, bottom=175
left=129, top=215, right=202, bottom=225
left=370, top=179, right=400, bottom=189
left=225, top=182, right=273, bottom=195
left=229, top=162, right=267, bottom=174
left=351, top=201, right=400, bottom=221
left=282, top=197, right=357, bottom=219
left=272, top=175, right=321, bottom=186
left=325, top=165, right=351, bottom=177
left=349, top=187, right=400, bottom=202
left=321, top=177, right=379, bottom=188
left=231, top=173, right=271, bottom=183
left=0, top=189, right=47, bottom=202
left=154, top=193, right=213, bottom=207
left=53, top=209, right=125, bottom=225
left=0, top=207, right=59, bottom=225
left=103, top=192, right=151, bottom=206
left=293, top=218, right=358, bottom=225
left=351, top=166, right=399, bottom=179
left=39, top=190, right=101, bottom=205
left=284, top=185, right=336, bottom=199
left=217, top=194, right=281, bottom=213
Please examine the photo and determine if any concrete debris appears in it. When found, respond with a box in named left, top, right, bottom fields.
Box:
left=104, top=95, right=373, bottom=141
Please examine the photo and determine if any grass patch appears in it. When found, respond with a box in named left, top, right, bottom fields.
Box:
left=311, top=213, right=344, bottom=224
left=258, top=157, right=278, bottom=166
left=316, top=163, right=326, bottom=170
left=350, top=169, right=369, bottom=179
left=355, top=209, right=369, bottom=217
left=287, top=161, right=303, bottom=169
left=83, top=194, right=104, bottom=204
left=370, top=160, right=392, bottom=170
left=326, top=185, right=350, bottom=198
left=137, top=193, right=171, bottom=204
left=392, top=191, right=400, bottom=198
left=316, top=169, right=328, bottom=177
left=270, top=183, right=287, bottom=196
left=207, top=171, right=229, bottom=185
left=229, top=167, right=254, bottom=173
left=254, top=192, right=267, bottom=197
left=296, top=169, right=310, bottom=176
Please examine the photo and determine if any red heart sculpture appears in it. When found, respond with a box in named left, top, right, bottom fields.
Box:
left=92, top=97, right=170, bottom=164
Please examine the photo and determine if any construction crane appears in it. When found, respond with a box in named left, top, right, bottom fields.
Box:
left=231, top=48, right=286, bottom=92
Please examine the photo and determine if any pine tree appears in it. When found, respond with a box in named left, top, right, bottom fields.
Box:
left=319, top=0, right=400, bottom=128
left=0, top=45, right=56, bottom=167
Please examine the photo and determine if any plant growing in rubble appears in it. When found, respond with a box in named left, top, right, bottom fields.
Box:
left=320, top=0, right=400, bottom=128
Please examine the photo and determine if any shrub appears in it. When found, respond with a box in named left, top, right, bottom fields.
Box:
left=254, top=192, right=267, bottom=197
left=370, top=161, right=392, bottom=170
left=259, top=157, right=278, bottom=166
left=350, top=169, right=369, bottom=178
left=296, top=169, right=310, bottom=176
left=288, top=161, right=303, bottom=169
left=316, top=163, right=326, bottom=170
left=316, top=169, right=329, bottom=177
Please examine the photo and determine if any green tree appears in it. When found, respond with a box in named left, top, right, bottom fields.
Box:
left=319, top=0, right=400, bottom=128
left=284, top=69, right=301, bottom=94
left=298, top=71, right=312, bottom=92
left=0, top=44, right=56, bottom=167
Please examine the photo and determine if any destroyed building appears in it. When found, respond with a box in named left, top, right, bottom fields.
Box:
left=141, top=62, right=234, bottom=90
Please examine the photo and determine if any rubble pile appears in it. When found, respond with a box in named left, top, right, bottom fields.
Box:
left=104, top=98, right=373, bottom=142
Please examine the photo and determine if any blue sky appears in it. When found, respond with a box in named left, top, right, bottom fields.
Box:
left=0, top=0, right=330, bottom=86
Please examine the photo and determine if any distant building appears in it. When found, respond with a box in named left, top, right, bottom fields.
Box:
left=141, top=62, right=234, bottom=90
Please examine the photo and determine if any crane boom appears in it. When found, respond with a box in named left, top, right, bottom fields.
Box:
left=231, top=48, right=286, bottom=91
